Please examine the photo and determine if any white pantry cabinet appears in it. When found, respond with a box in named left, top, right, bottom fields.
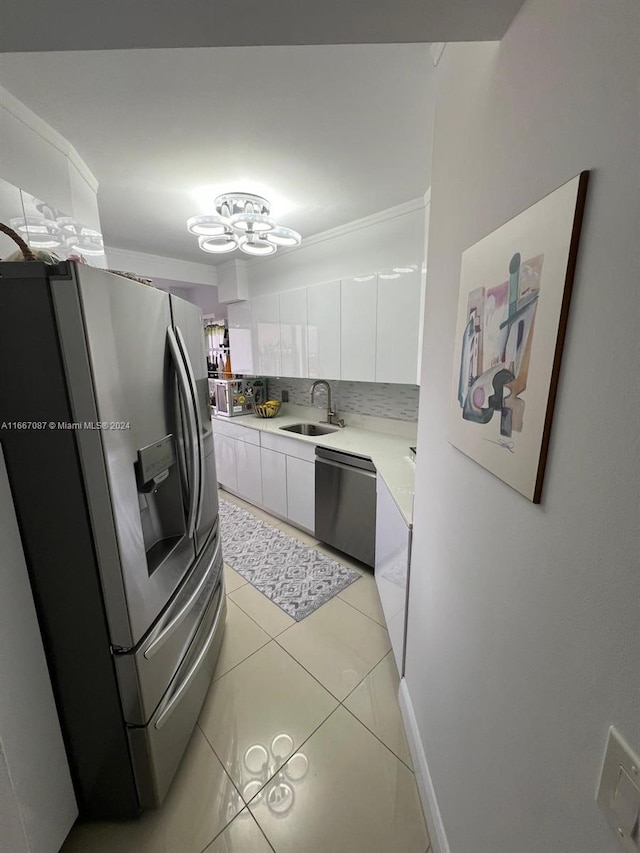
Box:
left=286, top=456, right=315, bottom=533
left=279, top=289, right=308, bottom=378
left=227, top=301, right=254, bottom=375
left=260, top=447, right=288, bottom=518
left=375, top=476, right=411, bottom=675
left=235, top=439, right=262, bottom=505
left=375, top=268, right=422, bottom=384
left=340, top=275, right=377, bottom=382
left=307, top=280, right=341, bottom=380
left=252, top=293, right=281, bottom=377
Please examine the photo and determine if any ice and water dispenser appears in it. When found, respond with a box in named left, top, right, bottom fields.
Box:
left=136, top=435, right=185, bottom=576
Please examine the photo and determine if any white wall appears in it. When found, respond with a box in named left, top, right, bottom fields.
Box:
left=0, top=85, right=101, bottom=231
left=153, top=278, right=228, bottom=318
left=245, top=200, right=426, bottom=296
left=405, top=2, right=640, bottom=852
left=104, top=245, right=218, bottom=286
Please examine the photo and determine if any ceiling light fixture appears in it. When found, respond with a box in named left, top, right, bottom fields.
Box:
left=187, top=192, right=300, bottom=257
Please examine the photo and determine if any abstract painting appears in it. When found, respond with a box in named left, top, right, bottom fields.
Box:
left=448, top=172, right=588, bottom=502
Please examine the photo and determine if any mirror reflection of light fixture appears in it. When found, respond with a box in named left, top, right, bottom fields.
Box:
left=241, top=733, right=309, bottom=816
left=187, top=193, right=300, bottom=257
left=9, top=213, right=105, bottom=256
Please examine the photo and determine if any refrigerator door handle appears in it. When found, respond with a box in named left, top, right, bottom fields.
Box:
left=167, top=326, right=199, bottom=539
left=174, top=326, right=206, bottom=531
left=143, top=534, right=221, bottom=660
left=154, top=586, right=224, bottom=730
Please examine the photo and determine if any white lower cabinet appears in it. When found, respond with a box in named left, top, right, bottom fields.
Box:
left=213, top=433, right=237, bottom=492
left=286, top=456, right=315, bottom=533
left=235, top=440, right=262, bottom=505
left=375, top=476, right=411, bottom=675
left=260, top=447, right=288, bottom=518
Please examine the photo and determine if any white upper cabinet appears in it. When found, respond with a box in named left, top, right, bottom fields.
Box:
left=375, top=267, right=422, bottom=384
left=307, top=280, right=341, bottom=380
left=233, top=262, right=424, bottom=382
left=279, top=289, right=308, bottom=378
left=227, top=300, right=254, bottom=375
left=340, top=275, right=377, bottom=382
left=252, top=293, right=281, bottom=377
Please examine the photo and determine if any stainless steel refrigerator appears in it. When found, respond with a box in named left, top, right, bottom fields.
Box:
left=0, top=261, right=226, bottom=819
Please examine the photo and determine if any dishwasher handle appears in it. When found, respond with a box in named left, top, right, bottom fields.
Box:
left=315, top=446, right=376, bottom=472
left=316, top=456, right=377, bottom=478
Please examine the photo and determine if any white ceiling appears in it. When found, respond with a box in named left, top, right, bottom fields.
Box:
left=1, top=45, right=437, bottom=264
left=1, top=0, right=526, bottom=52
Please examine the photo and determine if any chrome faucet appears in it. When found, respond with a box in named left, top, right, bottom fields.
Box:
left=310, top=380, right=344, bottom=427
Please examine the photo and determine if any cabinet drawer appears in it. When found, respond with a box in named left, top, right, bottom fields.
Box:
left=260, top=431, right=317, bottom=463
left=211, top=418, right=261, bottom=445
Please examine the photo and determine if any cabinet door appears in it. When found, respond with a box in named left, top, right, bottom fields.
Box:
left=260, top=447, right=287, bottom=518
left=375, top=268, right=422, bottom=384
left=286, top=456, right=315, bottom=533
left=307, top=280, right=340, bottom=380
left=227, top=301, right=254, bottom=375
left=214, top=434, right=237, bottom=492
left=340, top=276, right=377, bottom=382
left=235, top=440, right=262, bottom=505
left=252, top=293, right=281, bottom=377
left=375, top=476, right=410, bottom=675
left=279, top=289, right=308, bottom=378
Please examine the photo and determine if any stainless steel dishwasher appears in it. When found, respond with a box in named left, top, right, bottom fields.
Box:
left=315, top=447, right=376, bottom=567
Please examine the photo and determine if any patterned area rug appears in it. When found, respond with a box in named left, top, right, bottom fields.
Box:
left=219, top=499, right=360, bottom=621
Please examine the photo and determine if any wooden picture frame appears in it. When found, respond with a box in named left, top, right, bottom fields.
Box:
left=448, top=171, right=589, bottom=503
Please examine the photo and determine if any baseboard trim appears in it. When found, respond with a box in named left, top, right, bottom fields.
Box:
left=398, top=678, right=451, bottom=853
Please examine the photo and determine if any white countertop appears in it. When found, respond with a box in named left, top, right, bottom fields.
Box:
left=212, top=408, right=416, bottom=526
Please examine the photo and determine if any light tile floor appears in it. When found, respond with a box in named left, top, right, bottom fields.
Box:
left=62, top=490, right=429, bottom=853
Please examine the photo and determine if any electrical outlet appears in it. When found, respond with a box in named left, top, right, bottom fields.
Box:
left=597, top=727, right=640, bottom=850
left=281, top=390, right=289, bottom=402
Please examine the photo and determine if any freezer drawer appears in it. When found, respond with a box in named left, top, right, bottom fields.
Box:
left=128, top=580, right=226, bottom=809
left=116, top=523, right=222, bottom=725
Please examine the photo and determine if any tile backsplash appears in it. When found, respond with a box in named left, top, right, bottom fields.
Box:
left=267, top=378, right=419, bottom=422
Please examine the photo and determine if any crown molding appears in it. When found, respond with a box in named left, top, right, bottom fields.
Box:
left=105, top=245, right=218, bottom=286
left=245, top=195, right=427, bottom=267
left=0, top=85, right=99, bottom=193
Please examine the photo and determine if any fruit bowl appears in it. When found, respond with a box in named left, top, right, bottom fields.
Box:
left=255, top=400, right=281, bottom=418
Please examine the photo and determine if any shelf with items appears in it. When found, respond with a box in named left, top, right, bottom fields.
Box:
left=204, top=318, right=232, bottom=379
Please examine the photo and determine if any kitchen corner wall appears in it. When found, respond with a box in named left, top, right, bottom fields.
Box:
left=406, top=2, right=640, bottom=853
left=267, top=378, right=419, bottom=422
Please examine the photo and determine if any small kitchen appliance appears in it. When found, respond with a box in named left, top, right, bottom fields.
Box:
left=212, top=377, right=267, bottom=417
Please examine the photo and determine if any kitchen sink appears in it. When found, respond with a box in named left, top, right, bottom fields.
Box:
left=279, top=423, right=340, bottom=436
